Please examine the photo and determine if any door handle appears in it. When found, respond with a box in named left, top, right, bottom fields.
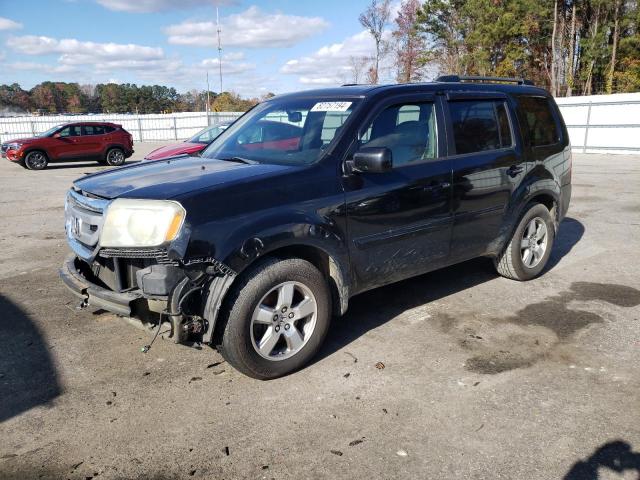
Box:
left=420, top=182, right=451, bottom=192
left=507, top=165, right=524, bottom=177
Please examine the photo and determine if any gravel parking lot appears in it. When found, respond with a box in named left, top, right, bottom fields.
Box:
left=1, top=146, right=639, bottom=480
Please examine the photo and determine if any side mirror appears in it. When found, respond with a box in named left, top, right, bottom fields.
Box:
left=287, top=111, right=303, bottom=123
left=352, top=147, right=392, bottom=173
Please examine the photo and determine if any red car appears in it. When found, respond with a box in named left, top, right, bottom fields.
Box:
left=2, top=122, right=134, bottom=170
left=144, top=123, right=229, bottom=161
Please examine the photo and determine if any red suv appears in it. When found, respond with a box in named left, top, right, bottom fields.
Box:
left=1, top=122, right=134, bottom=170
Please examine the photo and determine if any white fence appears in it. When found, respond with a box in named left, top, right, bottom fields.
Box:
left=0, top=111, right=244, bottom=143
left=1, top=92, right=639, bottom=153
left=556, top=92, right=640, bottom=154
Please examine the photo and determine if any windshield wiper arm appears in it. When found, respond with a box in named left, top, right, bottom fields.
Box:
left=218, top=156, right=259, bottom=165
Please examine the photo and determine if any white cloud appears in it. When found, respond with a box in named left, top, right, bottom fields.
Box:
left=281, top=30, right=395, bottom=86
left=6, top=35, right=166, bottom=71
left=6, top=61, right=78, bottom=74
left=96, top=0, right=237, bottom=13
left=199, top=60, right=254, bottom=76
left=165, top=6, right=329, bottom=48
left=3, top=34, right=270, bottom=96
left=0, top=17, right=23, bottom=31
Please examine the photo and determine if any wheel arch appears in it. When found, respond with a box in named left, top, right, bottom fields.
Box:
left=201, top=241, right=350, bottom=346
left=23, top=147, right=49, bottom=160
left=490, top=183, right=560, bottom=257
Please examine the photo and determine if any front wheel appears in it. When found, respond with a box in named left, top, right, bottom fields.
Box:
left=216, top=257, right=331, bottom=379
left=494, top=203, right=555, bottom=281
left=24, top=151, right=49, bottom=170
left=105, top=148, right=125, bottom=166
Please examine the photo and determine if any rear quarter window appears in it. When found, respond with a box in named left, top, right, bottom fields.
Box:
left=517, top=96, right=560, bottom=147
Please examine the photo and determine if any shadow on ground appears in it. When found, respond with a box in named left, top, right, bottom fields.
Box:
left=0, top=294, right=61, bottom=422
left=546, top=216, right=585, bottom=271
left=564, top=440, right=640, bottom=479
left=317, top=217, right=585, bottom=362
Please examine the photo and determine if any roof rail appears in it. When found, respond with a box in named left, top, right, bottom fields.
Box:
left=436, top=75, right=534, bottom=86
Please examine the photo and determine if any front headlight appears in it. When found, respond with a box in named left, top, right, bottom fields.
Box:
left=7, top=142, right=23, bottom=150
left=100, top=199, right=185, bottom=248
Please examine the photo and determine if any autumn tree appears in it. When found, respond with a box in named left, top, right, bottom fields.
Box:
left=393, top=0, right=425, bottom=82
left=359, top=0, right=392, bottom=84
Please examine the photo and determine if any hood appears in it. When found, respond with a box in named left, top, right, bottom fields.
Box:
left=144, top=142, right=205, bottom=160
left=74, top=156, right=295, bottom=200
left=3, top=136, right=42, bottom=145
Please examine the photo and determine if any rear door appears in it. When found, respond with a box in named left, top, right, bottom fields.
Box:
left=344, top=94, right=453, bottom=292
left=445, top=92, right=524, bottom=260
left=80, top=124, right=105, bottom=158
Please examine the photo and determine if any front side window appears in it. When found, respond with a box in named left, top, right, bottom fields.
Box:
left=201, top=98, right=360, bottom=165
left=449, top=100, right=513, bottom=155
left=359, top=102, right=437, bottom=167
left=517, top=96, right=560, bottom=147
left=58, top=125, right=81, bottom=137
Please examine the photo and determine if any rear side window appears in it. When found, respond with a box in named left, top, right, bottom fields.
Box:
left=82, top=125, right=105, bottom=135
left=103, top=126, right=116, bottom=133
left=449, top=100, right=513, bottom=155
left=518, top=96, right=560, bottom=146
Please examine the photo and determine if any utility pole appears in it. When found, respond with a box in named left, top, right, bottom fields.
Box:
left=217, top=7, right=223, bottom=94
left=206, top=70, right=211, bottom=126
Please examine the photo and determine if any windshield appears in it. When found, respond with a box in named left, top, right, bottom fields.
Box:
left=200, top=97, right=361, bottom=165
left=188, top=124, right=227, bottom=144
left=38, top=125, right=65, bottom=137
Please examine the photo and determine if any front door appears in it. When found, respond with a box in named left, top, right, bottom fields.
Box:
left=51, top=124, right=88, bottom=159
left=343, top=95, right=453, bottom=293
left=445, top=93, right=524, bottom=260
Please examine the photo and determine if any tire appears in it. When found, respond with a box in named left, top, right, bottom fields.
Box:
left=105, top=147, right=125, bottom=166
left=24, top=150, right=49, bottom=170
left=216, top=257, right=331, bottom=379
left=494, top=203, right=555, bottom=281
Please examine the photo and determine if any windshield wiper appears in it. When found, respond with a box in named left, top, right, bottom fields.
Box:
left=218, top=156, right=259, bottom=165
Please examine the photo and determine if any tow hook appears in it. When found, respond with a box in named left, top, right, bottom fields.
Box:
left=77, top=298, right=89, bottom=310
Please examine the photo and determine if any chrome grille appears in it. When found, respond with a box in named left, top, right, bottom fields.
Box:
left=65, top=189, right=109, bottom=261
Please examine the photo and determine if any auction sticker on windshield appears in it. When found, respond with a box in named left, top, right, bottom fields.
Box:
left=311, top=102, right=352, bottom=112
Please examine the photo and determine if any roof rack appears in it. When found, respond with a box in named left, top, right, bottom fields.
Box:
left=436, top=75, right=534, bottom=86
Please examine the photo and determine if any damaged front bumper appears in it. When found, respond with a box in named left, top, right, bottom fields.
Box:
left=59, top=254, right=149, bottom=316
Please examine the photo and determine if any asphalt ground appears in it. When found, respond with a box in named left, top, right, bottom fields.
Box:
left=0, top=146, right=639, bottom=479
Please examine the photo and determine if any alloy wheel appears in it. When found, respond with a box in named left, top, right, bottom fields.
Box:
left=250, top=281, right=318, bottom=361
left=520, top=217, right=548, bottom=268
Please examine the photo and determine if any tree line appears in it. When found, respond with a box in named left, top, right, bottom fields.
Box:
left=0, top=81, right=266, bottom=115
left=356, top=0, right=639, bottom=95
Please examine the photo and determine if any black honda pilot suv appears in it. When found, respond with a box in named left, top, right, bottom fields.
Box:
left=60, top=76, right=571, bottom=379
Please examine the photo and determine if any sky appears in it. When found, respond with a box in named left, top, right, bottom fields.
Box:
left=0, top=0, right=403, bottom=97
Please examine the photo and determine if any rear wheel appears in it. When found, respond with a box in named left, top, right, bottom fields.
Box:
left=24, top=150, right=48, bottom=170
left=105, top=148, right=125, bottom=166
left=215, top=257, right=331, bottom=379
left=494, top=203, right=555, bottom=281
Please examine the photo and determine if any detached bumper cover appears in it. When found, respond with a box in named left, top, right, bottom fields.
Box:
left=59, top=254, right=142, bottom=316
